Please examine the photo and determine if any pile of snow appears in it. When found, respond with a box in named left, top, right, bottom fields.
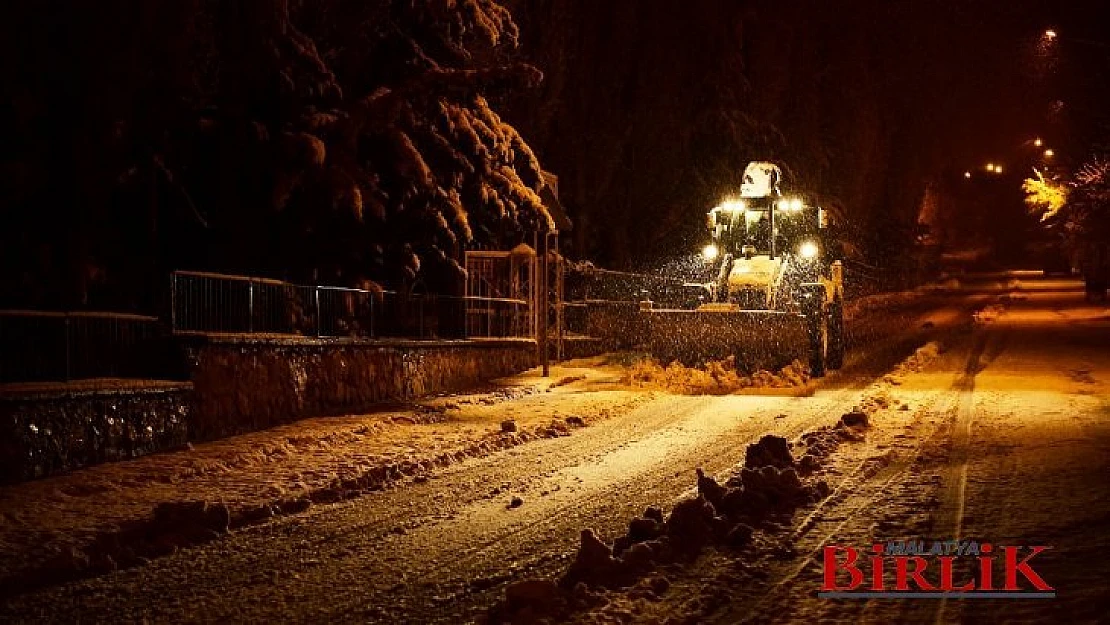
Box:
left=624, top=358, right=810, bottom=395
left=794, top=412, right=872, bottom=475
left=744, top=433, right=795, bottom=469
left=889, top=341, right=944, bottom=377
left=487, top=425, right=876, bottom=623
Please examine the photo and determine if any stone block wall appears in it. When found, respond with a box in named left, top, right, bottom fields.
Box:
left=183, top=336, right=536, bottom=440
left=0, top=383, right=192, bottom=483
left=1, top=338, right=536, bottom=481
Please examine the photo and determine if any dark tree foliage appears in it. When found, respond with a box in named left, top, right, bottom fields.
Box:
left=0, top=0, right=550, bottom=309
left=7, top=1, right=1109, bottom=309
left=504, top=0, right=1048, bottom=276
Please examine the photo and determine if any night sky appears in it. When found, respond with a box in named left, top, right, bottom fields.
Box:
left=1, top=0, right=1108, bottom=308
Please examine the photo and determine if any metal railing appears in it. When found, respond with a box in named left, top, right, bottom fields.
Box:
left=170, top=270, right=533, bottom=340
left=170, top=271, right=317, bottom=335
left=0, top=310, right=165, bottom=383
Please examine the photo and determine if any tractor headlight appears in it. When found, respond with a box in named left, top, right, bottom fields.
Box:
left=799, top=240, right=819, bottom=259
left=702, top=243, right=720, bottom=261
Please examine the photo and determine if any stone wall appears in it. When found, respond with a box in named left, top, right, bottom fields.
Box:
left=0, top=382, right=192, bottom=483
left=0, top=338, right=536, bottom=481
left=183, top=336, right=536, bottom=440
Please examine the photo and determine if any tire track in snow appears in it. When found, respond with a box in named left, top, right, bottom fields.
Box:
left=931, top=326, right=1008, bottom=625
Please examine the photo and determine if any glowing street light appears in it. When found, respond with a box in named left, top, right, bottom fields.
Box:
left=1044, top=29, right=1057, bottom=40
left=986, top=163, right=996, bottom=172
left=1033, top=138, right=1043, bottom=147
left=964, top=171, right=972, bottom=179
left=994, top=165, right=1003, bottom=174
left=1044, top=149, right=1055, bottom=158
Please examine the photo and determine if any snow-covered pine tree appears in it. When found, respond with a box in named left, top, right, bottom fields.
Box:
left=255, top=0, right=551, bottom=289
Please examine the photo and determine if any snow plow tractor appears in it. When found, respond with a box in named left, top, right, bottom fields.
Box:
left=641, top=162, right=845, bottom=376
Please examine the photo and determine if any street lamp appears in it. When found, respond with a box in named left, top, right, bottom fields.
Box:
left=1044, top=29, right=1057, bottom=40
left=1044, top=149, right=1055, bottom=158
left=964, top=171, right=972, bottom=179
left=1033, top=138, right=1043, bottom=147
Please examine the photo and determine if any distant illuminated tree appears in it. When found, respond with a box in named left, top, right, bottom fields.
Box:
left=1022, top=169, right=1069, bottom=220
left=1024, top=158, right=1110, bottom=268
left=1069, top=157, right=1110, bottom=242
left=1075, top=158, right=1110, bottom=204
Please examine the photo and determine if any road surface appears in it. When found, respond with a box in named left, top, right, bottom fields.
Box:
left=2, top=274, right=1106, bottom=624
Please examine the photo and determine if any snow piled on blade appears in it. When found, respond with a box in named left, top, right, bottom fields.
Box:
left=623, top=357, right=811, bottom=395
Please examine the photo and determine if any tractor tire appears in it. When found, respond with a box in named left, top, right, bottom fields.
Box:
left=807, top=309, right=829, bottom=378
left=827, top=299, right=845, bottom=370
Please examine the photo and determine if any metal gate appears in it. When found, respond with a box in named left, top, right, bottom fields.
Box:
left=464, top=246, right=537, bottom=340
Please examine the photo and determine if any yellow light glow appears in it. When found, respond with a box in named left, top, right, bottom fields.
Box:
left=986, top=163, right=996, bottom=172
left=1044, top=29, right=1057, bottom=40
left=995, top=165, right=1003, bottom=174
left=964, top=171, right=972, bottom=179
left=718, top=199, right=746, bottom=212
left=1034, top=138, right=1043, bottom=147
left=1023, top=168, right=1068, bottom=219
left=791, top=198, right=803, bottom=210
left=1044, top=149, right=1055, bottom=158
left=798, top=241, right=819, bottom=259
left=702, top=243, right=720, bottom=261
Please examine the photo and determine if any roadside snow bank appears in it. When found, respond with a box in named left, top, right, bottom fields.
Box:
left=0, top=385, right=653, bottom=599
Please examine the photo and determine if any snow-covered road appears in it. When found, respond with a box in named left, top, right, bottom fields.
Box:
left=2, top=275, right=1105, bottom=624
left=584, top=277, right=1110, bottom=625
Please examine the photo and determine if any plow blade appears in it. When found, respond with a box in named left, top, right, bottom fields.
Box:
left=640, top=308, right=809, bottom=368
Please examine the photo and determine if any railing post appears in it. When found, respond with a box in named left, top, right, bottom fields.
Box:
left=314, top=286, right=321, bottom=337
left=64, top=315, right=71, bottom=382
left=169, top=272, right=177, bottom=333
left=539, top=232, right=550, bottom=376
left=248, top=278, right=254, bottom=334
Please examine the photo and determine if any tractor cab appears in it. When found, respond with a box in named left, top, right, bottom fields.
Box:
left=706, top=196, right=825, bottom=262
